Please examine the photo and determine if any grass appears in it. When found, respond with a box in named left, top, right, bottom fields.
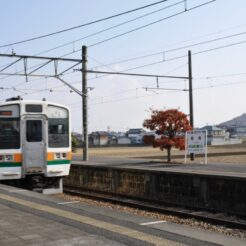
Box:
left=73, top=143, right=246, bottom=164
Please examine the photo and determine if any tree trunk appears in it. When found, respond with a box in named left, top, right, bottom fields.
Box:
left=167, top=147, right=171, bottom=163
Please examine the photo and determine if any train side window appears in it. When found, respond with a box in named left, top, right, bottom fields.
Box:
left=26, top=120, right=42, bottom=142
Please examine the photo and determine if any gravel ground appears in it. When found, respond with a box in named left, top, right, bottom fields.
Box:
left=55, top=193, right=246, bottom=239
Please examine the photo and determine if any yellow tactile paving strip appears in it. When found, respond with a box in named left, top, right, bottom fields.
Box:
left=0, top=193, right=186, bottom=246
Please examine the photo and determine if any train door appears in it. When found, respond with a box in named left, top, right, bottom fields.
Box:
left=22, top=116, right=46, bottom=174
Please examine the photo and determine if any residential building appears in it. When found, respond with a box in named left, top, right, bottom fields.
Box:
left=117, top=136, right=131, bottom=145
left=127, top=128, right=146, bottom=144
left=199, top=125, right=241, bottom=145
left=199, top=125, right=227, bottom=145
left=89, top=131, right=109, bottom=146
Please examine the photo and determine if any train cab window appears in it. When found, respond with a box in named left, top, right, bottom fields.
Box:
left=26, top=120, right=42, bottom=142
left=0, top=104, right=20, bottom=149
left=47, top=105, right=69, bottom=148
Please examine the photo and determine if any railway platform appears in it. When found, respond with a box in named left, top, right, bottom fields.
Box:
left=67, top=156, right=246, bottom=218
left=72, top=155, right=246, bottom=178
left=0, top=183, right=245, bottom=246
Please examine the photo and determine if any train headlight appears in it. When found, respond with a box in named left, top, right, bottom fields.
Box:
left=5, top=155, right=13, bottom=161
left=55, top=153, right=61, bottom=159
left=0, top=155, right=3, bottom=161
left=54, top=153, right=68, bottom=159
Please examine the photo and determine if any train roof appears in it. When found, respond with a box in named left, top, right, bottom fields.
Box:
left=0, top=99, right=70, bottom=110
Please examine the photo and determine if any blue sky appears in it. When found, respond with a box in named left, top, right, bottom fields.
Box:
left=1, top=0, right=246, bottom=132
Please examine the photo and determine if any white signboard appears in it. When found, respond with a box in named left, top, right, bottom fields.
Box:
left=185, top=130, right=207, bottom=164
left=186, top=130, right=207, bottom=154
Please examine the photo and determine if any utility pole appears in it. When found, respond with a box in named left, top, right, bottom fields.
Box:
left=82, top=45, right=88, bottom=161
left=188, top=50, right=194, bottom=161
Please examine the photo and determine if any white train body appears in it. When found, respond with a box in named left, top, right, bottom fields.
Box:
left=0, top=99, right=71, bottom=188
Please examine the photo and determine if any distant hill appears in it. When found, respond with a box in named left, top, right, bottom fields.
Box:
left=218, top=113, right=246, bottom=128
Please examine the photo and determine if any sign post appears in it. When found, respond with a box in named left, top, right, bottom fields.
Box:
left=185, top=130, right=207, bottom=164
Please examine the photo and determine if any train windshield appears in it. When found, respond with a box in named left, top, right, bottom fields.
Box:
left=47, top=105, right=69, bottom=147
left=0, top=104, right=20, bottom=149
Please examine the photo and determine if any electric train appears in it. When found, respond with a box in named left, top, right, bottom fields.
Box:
left=0, top=97, right=71, bottom=192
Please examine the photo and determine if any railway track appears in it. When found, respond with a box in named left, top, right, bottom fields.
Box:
left=64, top=186, right=246, bottom=230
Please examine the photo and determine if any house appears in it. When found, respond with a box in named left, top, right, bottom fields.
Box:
left=199, top=125, right=241, bottom=145
left=225, top=126, right=246, bottom=139
left=127, top=128, right=146, bottom=137
left=127, top=128, right=146, bottom=144
left=89, top=131, right=109, bottom=146
left=117, top=136, right=131, bottom=145
left=107, top=131, right=126, bottom=145
left=218, top=113, right=246, bottom=139
left=199, top=125, right=227, bottom=145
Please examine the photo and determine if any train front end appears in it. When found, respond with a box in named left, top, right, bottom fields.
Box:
left=0, top=99, right=71, bottom=193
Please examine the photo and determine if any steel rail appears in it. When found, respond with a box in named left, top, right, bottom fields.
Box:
left=64, top=186, right=246, bottom=230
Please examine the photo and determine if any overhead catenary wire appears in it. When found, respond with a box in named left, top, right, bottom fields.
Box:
left=0, top=0, right=171, bottom=48
left=88, top=36, right=246, bottom=82
left=69, top=78, right=246, bottom=109
left=0, top=0, right=215, bottom=84
left=88, top=88, right=184, bottom=107
left=194, top=79, right=246, bottom=90
left=91, top=29, right=246, bottom=70
left=15, top=76, right=246, bottom=108
left=47, top=0, right=215, bottom=59
left=13, top=66, right=246, bottom=99
left=0, top=0, right=191, bottom=83
left=8, top=60, right=188, bottom=99
left=89, top=22, right=246, bottom=70
left=35, top=0, right=184, bottom=56
left=8, top=33, right=246, bottom=96
left=19, top=13, right=246, bottom=67
left=4, top=1, right=246, bottom=101
left=81, top=0, right=217, bottom=49
left=194, top=72, right=246, bottom=80
left=4, top=34, right=246, bottom=97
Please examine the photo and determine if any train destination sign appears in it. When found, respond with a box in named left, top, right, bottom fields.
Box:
left=0, top=111, right=12, bottom=116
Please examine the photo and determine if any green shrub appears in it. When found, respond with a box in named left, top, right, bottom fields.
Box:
left=72, top=135, right=79, bottom=152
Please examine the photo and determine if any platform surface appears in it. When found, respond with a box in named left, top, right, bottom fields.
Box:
left=0, top=184, right=245, bottom=245
left=72, top=155, right=246, bottom=178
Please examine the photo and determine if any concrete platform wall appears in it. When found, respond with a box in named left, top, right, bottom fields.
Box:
left=64, top=165, right=246, bottom=216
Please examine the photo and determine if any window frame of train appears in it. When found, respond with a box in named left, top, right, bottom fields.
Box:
left=0, top=100, right=71, bottom=182
left=47, top=104, right=69, bottom=148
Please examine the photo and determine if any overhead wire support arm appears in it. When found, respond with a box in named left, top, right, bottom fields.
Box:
left=0, top=72, right=55, bottom=78
left=28, top=60, right=53, bottom=75
left=0, top=53, right=81, bottom=63
left=145, top=87, right=188, bottom=91
left=85, top=70, right=189, bottom=80
left=0, top=52, right=83, bottom=82
left=0, top=52, right=85, bottom=99
left=58, top=61, right=82, bottom=76
left=55, top=76, right=84, bottom=97
left=0, top=58, right=22, bottom=73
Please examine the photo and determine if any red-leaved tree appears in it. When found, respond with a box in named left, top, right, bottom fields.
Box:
left=143, top=109, right=191, bottom=163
